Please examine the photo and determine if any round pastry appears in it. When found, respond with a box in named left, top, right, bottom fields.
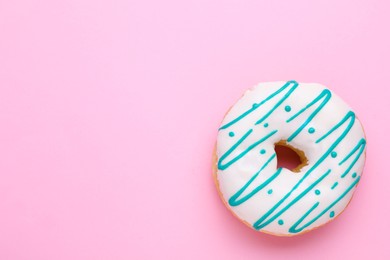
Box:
left=213, top=81, right=366, bottom=236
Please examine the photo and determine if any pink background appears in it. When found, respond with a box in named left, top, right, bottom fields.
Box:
left=0, top=0, right=389, bottom=259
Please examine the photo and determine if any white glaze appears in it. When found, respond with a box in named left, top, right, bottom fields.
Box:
left=215, top=81, right=366, bottom=236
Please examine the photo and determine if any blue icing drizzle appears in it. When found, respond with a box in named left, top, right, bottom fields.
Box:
left=254, top=169, right=332, bottom=230
left=339, top=139, right=366, bottom=178
left=286, top=89, right=331, bottom=142
left=228, top=154, right=281, bottom=206
left=289, top=177, right=360, bottom=233
left=220, top=81, right=299, bottom=130
left=218, top=129, right=277, bottom=170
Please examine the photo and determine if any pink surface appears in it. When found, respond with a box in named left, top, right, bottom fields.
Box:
left=0, top=0, right=389, bottom=259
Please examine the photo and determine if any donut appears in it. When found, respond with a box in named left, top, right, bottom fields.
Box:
left=213, top=81, right=366, bottom=236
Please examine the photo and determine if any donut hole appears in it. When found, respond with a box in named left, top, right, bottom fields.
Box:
left=274, top=141, right=308, bottom=173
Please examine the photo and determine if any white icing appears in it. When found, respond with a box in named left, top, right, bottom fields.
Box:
left=215, top=81, right=366, bottom=236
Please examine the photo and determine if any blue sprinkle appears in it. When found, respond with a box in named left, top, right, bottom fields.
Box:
left=260, top=149, right=266, bottom=154
left=308, top=127, right=315, bottom=134
left=278, top=220, right=284, bottom=225
left=264, top=123, right=269, bottom=128
left=267, top=189, right=273, bottom=194
left=315, top=189, right=321, bottom=195
left=284, top=105, right=291, bottom=112
left=352, top=172, right=357, bottom=178
left=330, top=211, right=335, bottom=218
left=331, top=151, right=337, bottom=158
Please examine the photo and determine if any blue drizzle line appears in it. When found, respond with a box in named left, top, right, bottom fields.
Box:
left=339, top=138, right=366, bottom=178
left=253, top=169, right=331, bottom=230
left=219, top=80, right=299, bottom=130
left=217, top=129, right=277, bottom=170
left=315, top=111, right=355, bottom=144
left=289, top=177, right=360, bottom=233
left=229, top=154, right=280, bottom=206
left=286, top=89, right=331, bottom=142
left=255, top=83, right=298, bottom=125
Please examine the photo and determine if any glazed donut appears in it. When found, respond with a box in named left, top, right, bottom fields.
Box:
left=213, top=81, right=366, bottom=236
